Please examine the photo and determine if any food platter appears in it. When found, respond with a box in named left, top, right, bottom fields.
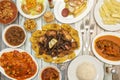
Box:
left=94, top=0, right=120, bottom=31
left=92, top=32, right=120, bottom=65
left=54, top=0, right=94, bottom=23
left=30, top=23, right=82, bottom=63
left=0, top=48, right=38, bottom=80
left=68, top=55, right=104, bottom=80
left=17, top=0, right=47, bottom=19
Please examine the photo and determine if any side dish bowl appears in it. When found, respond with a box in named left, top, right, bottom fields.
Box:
left=39, top=65, right=61, bottom=80
left=0, top=48, right=38, bottom=80
left=92, top=32, right=120, bottom=65
left=0, top=0, right=18, bottom=24
left=17, top=0, right=47, bottom=19
left=2, top=24, right=26, bottom=48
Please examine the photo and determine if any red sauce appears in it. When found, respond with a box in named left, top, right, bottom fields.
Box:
left=0, top=0, right=18, bottom=24
left=95, top=35, right=120, bottom=61
left=0, top=50, right=37, bottom=79
left=41, top=67, right=60, bottom=80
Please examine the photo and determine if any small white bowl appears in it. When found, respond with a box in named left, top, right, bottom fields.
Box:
left=17, top=0, right=47, bottom=19
left=2, top=24, right=26, bottom=48
left=39, top=65, right=61, bottom=80
left=92, top=32, right=120, bottom=65
left=0, top=48, right=38, bottom=80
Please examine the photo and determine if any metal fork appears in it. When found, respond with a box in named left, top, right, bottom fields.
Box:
left=88, top=24, right=95, bottom=55
left=80, top=22, right=85, bottom=35
left=84, top=19, right=90, bottom=54
left=80, top=22, right=85, bottom=55
left=85, top=19, right=89, bottom=30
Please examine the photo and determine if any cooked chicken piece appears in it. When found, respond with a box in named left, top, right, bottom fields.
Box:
left=61, top=29, right=72, bottom=41
left=21, top=5, right=30, bottom=14
left=71, top=42, right=77, bottom=48
left=64, top=44, right=71, bottom=50
left=96, top=40, right=120, bottom=57
left=36, top=3, right=43, bottom=13
left=39, top=36, right=47, bottom=43
left=46, top=30, right=57, bottom=37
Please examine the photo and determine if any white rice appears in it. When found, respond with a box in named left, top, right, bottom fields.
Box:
left=76, top=62, right=96, bottom=80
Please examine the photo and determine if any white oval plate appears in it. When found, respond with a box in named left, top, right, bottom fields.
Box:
left=0, top=48, right=38, bottom=80
left=94, top=0, right=120, bottom=31
left=68, top=55, right=104, bottom=80
left=17, top=0, right=47, bottom=19
left=2, top=24, right=26, bottom=48
left=54, top=0, right=94, bottom=23
left=92, top=32, right=120, bottom=65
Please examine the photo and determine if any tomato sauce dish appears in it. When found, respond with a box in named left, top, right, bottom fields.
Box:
left=0, top=48, right=38, bottom=80
left=0, top=0, right=18, bottom=24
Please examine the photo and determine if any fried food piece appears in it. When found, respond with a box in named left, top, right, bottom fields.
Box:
left=43, top=11, right=54, bottom=23
left=24, top=19, right=37, bottom=32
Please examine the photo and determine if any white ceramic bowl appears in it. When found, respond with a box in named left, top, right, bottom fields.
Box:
left=39, top=65, right=61, bottom=80
left=17, top=0, right=47, bottom=19
left=92, top=32, right=120, bottom=65
left=2, top=24, right=26, bottom=48
left=0, top=48, right=38, bottom=80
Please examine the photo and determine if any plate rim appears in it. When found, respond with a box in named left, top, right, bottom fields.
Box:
left=54, top=0, right=94, bottom=23
left=0, top=48, right=38, bottom=80
left=92, top=32, right=120, bottom=65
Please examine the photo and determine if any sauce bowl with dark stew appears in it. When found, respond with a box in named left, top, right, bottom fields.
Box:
left=39, top=66, right=61, bottom=80
left=2, top=24, right=26, bottom=48
left=92, top=32, right=120, bottom=65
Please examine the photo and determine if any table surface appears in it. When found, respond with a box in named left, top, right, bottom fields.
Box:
left=0, top=0, right=120, bottom=80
